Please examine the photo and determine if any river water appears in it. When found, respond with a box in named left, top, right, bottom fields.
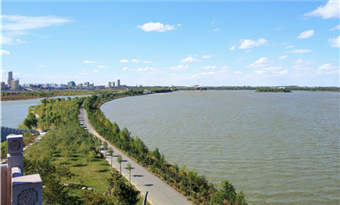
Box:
left=1, top=95, right=89, bottom=128
left=101, top=90, right=340, bottom=205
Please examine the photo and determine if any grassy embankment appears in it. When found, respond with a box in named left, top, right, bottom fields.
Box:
left=0, top=89, right=120, bottom=101
left=17, top=96, right=148, bottom=204
left=84, top=89, right=247, bottom=205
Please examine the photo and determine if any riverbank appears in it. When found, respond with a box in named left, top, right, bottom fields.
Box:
left=0, top=89, right=119, bottom=101
left=2, top=86, right=338, bottom=101
left=84, top=92, right=247, bottom=205
left=79, top=107, right=191, bottom=205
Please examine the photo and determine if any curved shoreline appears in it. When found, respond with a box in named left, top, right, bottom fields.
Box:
left=78, top=106, right=193, bottom=205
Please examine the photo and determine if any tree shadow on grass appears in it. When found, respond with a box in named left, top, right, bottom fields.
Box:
left=97, top=168, right=109, bottom=173
left=73, top=163, right=88, bottom=167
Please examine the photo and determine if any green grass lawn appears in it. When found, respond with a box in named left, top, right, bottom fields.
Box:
left=53, top=153, right=148, bottom=205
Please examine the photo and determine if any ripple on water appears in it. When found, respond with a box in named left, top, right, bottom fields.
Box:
left=101, top=91, right=340, bottom=204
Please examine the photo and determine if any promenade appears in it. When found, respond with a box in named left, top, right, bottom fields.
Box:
left=78, top=107, right=192, bottom=205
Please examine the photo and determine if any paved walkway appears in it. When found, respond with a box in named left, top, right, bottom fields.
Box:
left=78, top=107, right=192, bottom=205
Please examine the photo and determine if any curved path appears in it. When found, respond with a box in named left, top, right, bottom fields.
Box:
left=78, top=107, right=192, bottom=205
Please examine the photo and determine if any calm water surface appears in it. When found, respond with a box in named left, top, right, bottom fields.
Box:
left=101, top=90, right=340, bottom=205
left=1, top=95, right=90, bottom=128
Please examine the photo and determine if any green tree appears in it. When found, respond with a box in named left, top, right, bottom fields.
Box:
left=235, top=190, right=247, bottom=205
left=174, top=163, right=179, bottom=187
left=41, top=98, right=47, bottom=106
left=103, top=141, right=108, bottom=158
left=86, top=150, right=95, bottom=165
left=107, top=170, right=138, bottom=205
left=117, top=155, right=122, bottom=173
left=23, top=157, right=73, bottom=204
left=220, top=180, right=237, bottom=204
left=83, top=192, right=117, bottom=205
left=23, top=112, right=37, bottom=131
left=108, top=147, right=114, bottom=168
left=127, top=163, right=132, bottom=183
left=152, top=147, right=161, bottom=160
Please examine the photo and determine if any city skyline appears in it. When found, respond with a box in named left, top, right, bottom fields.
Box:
left=1, top=0, right=339, bottom=86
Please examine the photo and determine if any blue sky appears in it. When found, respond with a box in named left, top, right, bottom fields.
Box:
left=1, top=0, right=339, bottom=87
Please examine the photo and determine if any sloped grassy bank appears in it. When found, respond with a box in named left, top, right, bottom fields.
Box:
left=22, top=96, right=146, bottom=205
left=84, top=89, right=247, bottom=205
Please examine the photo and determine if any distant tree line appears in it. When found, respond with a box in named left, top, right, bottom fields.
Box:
left=256, top=87, right=291, bottom=93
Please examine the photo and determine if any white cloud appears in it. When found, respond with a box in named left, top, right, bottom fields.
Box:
left=190, top=72, right=215, bottom=79
left=213, top=28, right=220, bottom=32
left=229, top=46, right=236, bottom=50
left=136, top=67, right=157, bottom=72
left=221, top=66, right=228, bottom=70
left=202, top=66, right=217, bottom=70
left=318, top=63, right=335, bottom=71
left=286, top=45, right=294, bottom=49
left=234, top=71, right=242, bottom=74
left=328, top=36, right=340, bottom=48
left=1, top=35, right=12, bottom=44
left=278, top=55, right=288, bottom=59
left=131, top=59, right=140, bottom=63
left=16, top=38, right=27, bottom=44
left=202, top=55, right=211, bottom=59
left=122, top=67, right=131, bottom=71
left=298, top=30, right=314, bottom=39
left=1, top=50, right=10, bottom=55
left=119, top=59, right=129, bottom=63
left=239, top=38, right=267, bottom=49
left=1, top=15, right=72, bottom=31
left=81, top=69, right=87, bottom=75
left=317, top=63, right=339, bottom=74
left=143, top=61, right=153, bottom=64
left=304, top=0, right=340, bottom=19
left=293, top=59, right=314, bottom=71
left=289, top=49, right=313, bottom=53
left=254, top=67, right=288, bottom=76
left=246, top=57, right=271, bottom=68
left=276, top=26, right=283, bottom=31
left=93, top=70, right=99, bottom=73
left=98, top=65, right=107, bottom=69
left=83, top=60, right=98, bottom=64
left=137, top=22, right=180, bottom=32
left=330, top=25, right=340, bottom=31
left=169, top=65, right=188, bottom=70
left=181, top=56, right=199, bottom=62
left=1, top=15, right=72, bottom=45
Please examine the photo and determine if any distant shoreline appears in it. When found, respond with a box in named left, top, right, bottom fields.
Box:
left=1, top=86, right=339, bottom=101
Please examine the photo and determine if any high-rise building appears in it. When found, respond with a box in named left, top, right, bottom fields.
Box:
left=108, top=82, right=115, bottom=88
left=68, top=81, right=76, bottom=88
left=11, top=80, right=19, bottom=90
left=7, top=71, right=13, bottom=87
left=117, top=79, right=120, bottom=88
left=1, top=82, right=5, bottom=90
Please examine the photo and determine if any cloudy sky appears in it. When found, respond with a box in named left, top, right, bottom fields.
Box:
left=1, top=0, right=339, bottom=86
